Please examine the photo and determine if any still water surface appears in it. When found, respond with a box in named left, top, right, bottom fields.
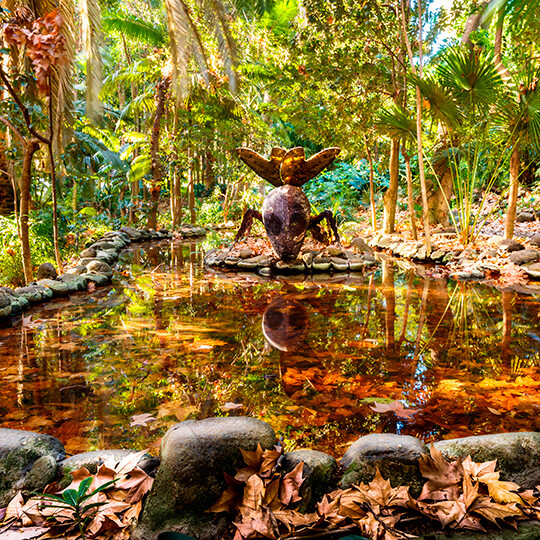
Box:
left=0, top=240, right=539, bottom=456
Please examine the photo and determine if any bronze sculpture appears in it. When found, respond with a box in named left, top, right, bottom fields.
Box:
left=230, top=146, right=342, bottom=263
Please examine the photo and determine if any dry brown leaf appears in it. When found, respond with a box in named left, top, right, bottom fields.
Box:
left=259, top=445, right=282, bottom=478
left=462, top=456, right=497, bottom=480
left=113, top=449, right=149, bottom=476
left=5, top=491, right=25, bottom=522
left=234, top=507, right=279, bottom=539
left=419, top=446, right=463, bottom=500
left=114, top=467, right=154, bottom=504
left=478, top=472, right=522, bottom=504
left=241, top=474, right=265, bottom=512
left=470, top=497, right=523, bottom=524
left=279, top=462, right=304, bottom=505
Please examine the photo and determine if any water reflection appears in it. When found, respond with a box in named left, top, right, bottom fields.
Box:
left=262, top=296, right=309, bottom=352
left=0, top=240, right=538, bottom=457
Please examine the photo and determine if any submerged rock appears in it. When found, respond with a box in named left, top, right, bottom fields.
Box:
left=0, top=428, right=65, bottom=506
left=434, top=432, right=540, bottom=489
left=341, top=433, right=429, bottom=497
left=135, top=417, right=276, bottom=540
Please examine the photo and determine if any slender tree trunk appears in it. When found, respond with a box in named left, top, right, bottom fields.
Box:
left=383, top=139, right=400, bottom=233
left=402, top=148, right=418, bottom=240
left=147, top=77, right=170, bottom=230
left=47, top=143, right=63, bottom=273
left=21, top=139, right=40, bottom=284
left=505, top=143, right=520, bottom=239
left=364, top=135, right=377, bottom=232
left=188, top=151, right=196, bottom=224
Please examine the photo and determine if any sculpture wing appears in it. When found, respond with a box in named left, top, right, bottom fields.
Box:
left=281, top=147, right=341, bottom=186
left=235, top=147, right=284, bottom=187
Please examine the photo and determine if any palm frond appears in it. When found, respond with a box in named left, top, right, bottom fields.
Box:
left=411, top=73, right=461, bottom=129
left=79, top=0, right=103, bottom=123
left=376, top=106, right=416, bottom=142
left=102, top=12, right=166, bottom=45
left=164, top=0, right=193, bottom=100
left=436, top=46, right=503, bottom=115
left=203, top=0, right=238, bottom=93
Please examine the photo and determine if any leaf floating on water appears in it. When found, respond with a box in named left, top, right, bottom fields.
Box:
left=369, top=400, right=420, bottom=419
left=129, top=413, right=157, bottom=427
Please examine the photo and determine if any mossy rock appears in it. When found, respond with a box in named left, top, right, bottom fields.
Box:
left=434, top=432, right=540, bottom=489
left=340, top=434, right=428, bottom=497
left=134, top=417, right=276, bottom=540
left=0, top=428, right=65, bottom=506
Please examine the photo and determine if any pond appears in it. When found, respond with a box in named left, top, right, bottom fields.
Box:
left=0, top=239, right=539, bottom=457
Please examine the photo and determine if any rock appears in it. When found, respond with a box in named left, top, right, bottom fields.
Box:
left=351, top=237, right=374, bottom=255
left=414, top=246, right=428, bottom=261
left=498, top=239, right=525, bottom=253
left=37, top=278, right=70, bottom=296
left=120, top=226, right=143, bottom=240
left=275, top=260, right=304, bottom=273
left=478, top=263, right=500, bottom=274
left=430, top=249, right=446, bottom=261
left=450, top=271, right=473, bottom=280
left=330, top=257, right=349, bottom=271
left=239, top=247, right=254, bottom=259
left=281, top=450, right=337, bottom=512
left=524, top=262, right=540, bottom=279
left=32, top=284, right=53, bottom=300
left=135, top=417, right=276, bottom=540
left=66, top=265, right=87, bottom=275
left=341, top=434, right=429, bottom=497
left=14, top=286, right=44, bottom=303
left=509, top=249, right=540, bottom=266
left=326, top=245, right=344, bottom=257
left=81, top=272, right=111, bottom=286
left=434, top=432, right=540, bottom=489
left=0, top=428, right=65, bottom=506
left=302, top=251, right=316, bottom=267
left=259, top=267, right=272, bottom=277
left=516, top=212, right=535, bottom=223
left=95, top=250, right=117, bottom=266
left=224, top=257, right=240, bottom=268
left=56, top=274, right=88, bottom=292
left=0, top=292, right=12, bottom=318
left=22, top=455, right=57, bottom=494
left=86, top=260, right=113, bottom=277
left=35, top=262, right=57, bottom=280
left=377, top=235, right=395, bottom=249
left=91, top=240, right=118, bottom=251
left=312, top=255, right=331, bottom=272
left=530, top=234, right=540, bottom=248
left=349, top=258, right=366, bottom=271
left=469, top=268, right=485, bottom=279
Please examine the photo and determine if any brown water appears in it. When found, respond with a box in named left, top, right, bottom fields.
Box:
left=0, top=239, right=539, bottom=457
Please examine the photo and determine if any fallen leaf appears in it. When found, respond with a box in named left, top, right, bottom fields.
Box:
left=280, top=462, right=304, bottom=505
left=369, top=400, right=419, bottom=419
left=129, top=413, right=156, bottom=427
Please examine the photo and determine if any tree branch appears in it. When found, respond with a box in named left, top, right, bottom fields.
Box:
left=0, top=65, right=50, bottom=145
left=0, top=115, right=26, bottom=146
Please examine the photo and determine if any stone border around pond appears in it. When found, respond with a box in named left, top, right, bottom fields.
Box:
left=0, top=422, right=538, bottom=539
left=369, top=231, right=540, bottom=281
left=204, top=237, right=379, bottom=276
left=0, top=223, right=207, bottom=323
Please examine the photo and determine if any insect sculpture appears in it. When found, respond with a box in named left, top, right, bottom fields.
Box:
left=231, top=146, right=342, bottom=263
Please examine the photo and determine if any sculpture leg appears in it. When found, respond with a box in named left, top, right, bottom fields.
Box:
left=226, top=208, right=263, bottom=254
left=308, top=210, right=341, bottom=245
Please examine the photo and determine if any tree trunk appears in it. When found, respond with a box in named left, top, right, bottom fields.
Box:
left=147, top=77, right=170, bottom=230
left=383, top=138, right=400, bottom=233
left=364, top=135, right=377, bottom=232
left=47, top=143, right=63, bottom=273
left=402, top=148, right=418, bottom=240
left=505, top=143, right=520, bottom=239
left=189, top=154, right=196, bottom=225
left=427, top=143, right=453, bottom=227
left=20, top=139, right=40, bottom=284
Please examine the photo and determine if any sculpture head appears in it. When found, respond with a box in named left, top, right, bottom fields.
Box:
left=262, top=295, right=309, bottom=351
left=262, top=185, right=310, bottom=263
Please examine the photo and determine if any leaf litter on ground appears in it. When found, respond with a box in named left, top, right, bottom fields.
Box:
left=209, top=443, right=540, bottom=540
left=0, top=450, right=153, bottom=540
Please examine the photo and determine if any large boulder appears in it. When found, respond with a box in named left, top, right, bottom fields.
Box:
left=0, top=428, right=65, bottom=506
left=120, top=226, right=143, bottom=241
left=509, top=249, right=540, bottom=266
left=135, top=417, right=277, bottom=540
left=86, top=260, right=113, bottom=277
left=37, top=278, right=71, bottom=296
left=56, top=273, right=88, bottom=292
left=340, top=434, right=429, bottom=497
left=434, top=432, right=540, bottom=489
left=14, top=286, right=44, bottom=304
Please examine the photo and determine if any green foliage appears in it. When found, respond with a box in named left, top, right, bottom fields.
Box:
left=37, top=476, right=116, bottom=540
left=0, top=215, right=55, bottom=287
left=304, top=162, right=388, bottom=223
